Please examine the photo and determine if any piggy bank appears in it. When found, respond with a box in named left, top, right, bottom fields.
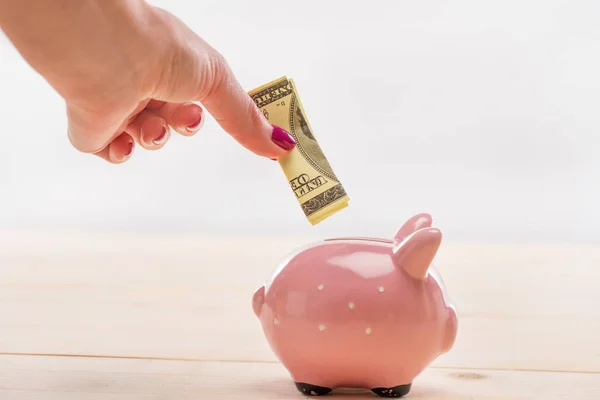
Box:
left=252, top=213, right=458, bottom=397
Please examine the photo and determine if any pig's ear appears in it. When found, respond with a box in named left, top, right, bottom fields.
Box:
left=394, top=213, right=433, bottom=243
left=392, top=227, right=441, bottom=280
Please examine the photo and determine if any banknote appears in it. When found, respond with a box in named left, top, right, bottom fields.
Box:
left=249, top=76, right=349, bottom=225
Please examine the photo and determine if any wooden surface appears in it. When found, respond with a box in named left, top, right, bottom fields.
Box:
left=1, top=232, right=599, bottom=399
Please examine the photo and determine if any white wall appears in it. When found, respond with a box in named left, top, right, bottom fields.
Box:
left=1, top=0, right=598, bottom=244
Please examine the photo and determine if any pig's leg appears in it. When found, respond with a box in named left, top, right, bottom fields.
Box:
left=371, top=383, right=412, bottom=397
left=294, top=382, right=333, bottom=396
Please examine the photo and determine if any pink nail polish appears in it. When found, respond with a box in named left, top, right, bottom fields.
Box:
left=271, top=125, right=296, bottom=151
left=186, top=113, right=203, bottom=131
left=153, top=127, right=168, bottom=145
left=125, top=141, right=134, bottom=157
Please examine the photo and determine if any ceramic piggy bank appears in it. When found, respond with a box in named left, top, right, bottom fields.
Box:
left=252, top=213, right=458, bottom=397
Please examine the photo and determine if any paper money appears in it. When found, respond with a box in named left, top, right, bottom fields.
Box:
left=249, top=76, right=349, bottom=225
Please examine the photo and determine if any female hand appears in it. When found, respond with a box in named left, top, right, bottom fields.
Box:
left=0, top=0, right=296, bottom=163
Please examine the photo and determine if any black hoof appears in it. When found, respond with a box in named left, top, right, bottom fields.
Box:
left=294, top=382, right=333, bottom=396
left=371, top=383, right=412, bottom=397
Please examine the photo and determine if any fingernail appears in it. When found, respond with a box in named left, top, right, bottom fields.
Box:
left=153, top=126, right=168, bottom=145
left=270, top=157, right=278, bottom=161
left=186, top=113, right=203, bottom=132
left=271, top=125, right=296, bottom=151
left=125, top=141, right=134, bottom=157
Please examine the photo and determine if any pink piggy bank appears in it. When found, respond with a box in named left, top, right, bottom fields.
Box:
left=252, top=213, right=458, bottom=397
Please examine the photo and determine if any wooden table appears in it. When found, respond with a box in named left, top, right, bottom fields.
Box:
left=1, top=232, right=599, bottom=399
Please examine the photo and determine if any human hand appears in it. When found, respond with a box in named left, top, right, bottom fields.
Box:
left=0, top=0, right=296, bottom=163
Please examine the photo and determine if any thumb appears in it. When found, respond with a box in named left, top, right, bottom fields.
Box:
left=151, top=29, right=296, bottom=158
left=201, top=57, right=297, bottom=158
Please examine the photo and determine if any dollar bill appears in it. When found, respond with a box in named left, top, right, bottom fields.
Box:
left=249, top=76, right=349, bottom=225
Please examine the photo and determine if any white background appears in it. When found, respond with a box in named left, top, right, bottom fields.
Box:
left=0, top=0, right=598, bottom=244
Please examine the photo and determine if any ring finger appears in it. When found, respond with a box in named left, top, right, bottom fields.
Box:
left=125, top=109, right=171, bottom=150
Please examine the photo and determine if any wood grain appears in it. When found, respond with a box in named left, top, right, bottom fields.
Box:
left=0, top=232, right=599, bottom=398
left=1, top=355, right=598, bottom=399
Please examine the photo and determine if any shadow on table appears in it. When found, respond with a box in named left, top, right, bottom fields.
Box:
left=248, top=378, right=452, bottom=398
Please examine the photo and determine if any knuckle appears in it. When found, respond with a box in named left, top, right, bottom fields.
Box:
left=198, top=50, right=230, bottom=101
left=156, top=47, right=186, bottom=99
left=246, top=98, right=265, bottom=130
left=66, top=106, right=112, bottom=154
left=67, top=129, right=92, bottom=153
left=67, top=128, right=107, bottom=154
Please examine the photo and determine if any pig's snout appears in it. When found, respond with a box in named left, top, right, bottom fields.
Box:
left=252, top=285, right=266, bottom=318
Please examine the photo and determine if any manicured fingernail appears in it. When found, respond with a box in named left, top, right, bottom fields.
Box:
left=270, top=157, right=278, bottom=161
left=271, top=125, right=296, bottom=151
left=125, top=141, right=134, bottom=156
left=153, top=126, right=168, bottom=145
left=186, top=113, right=203, bottom=132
